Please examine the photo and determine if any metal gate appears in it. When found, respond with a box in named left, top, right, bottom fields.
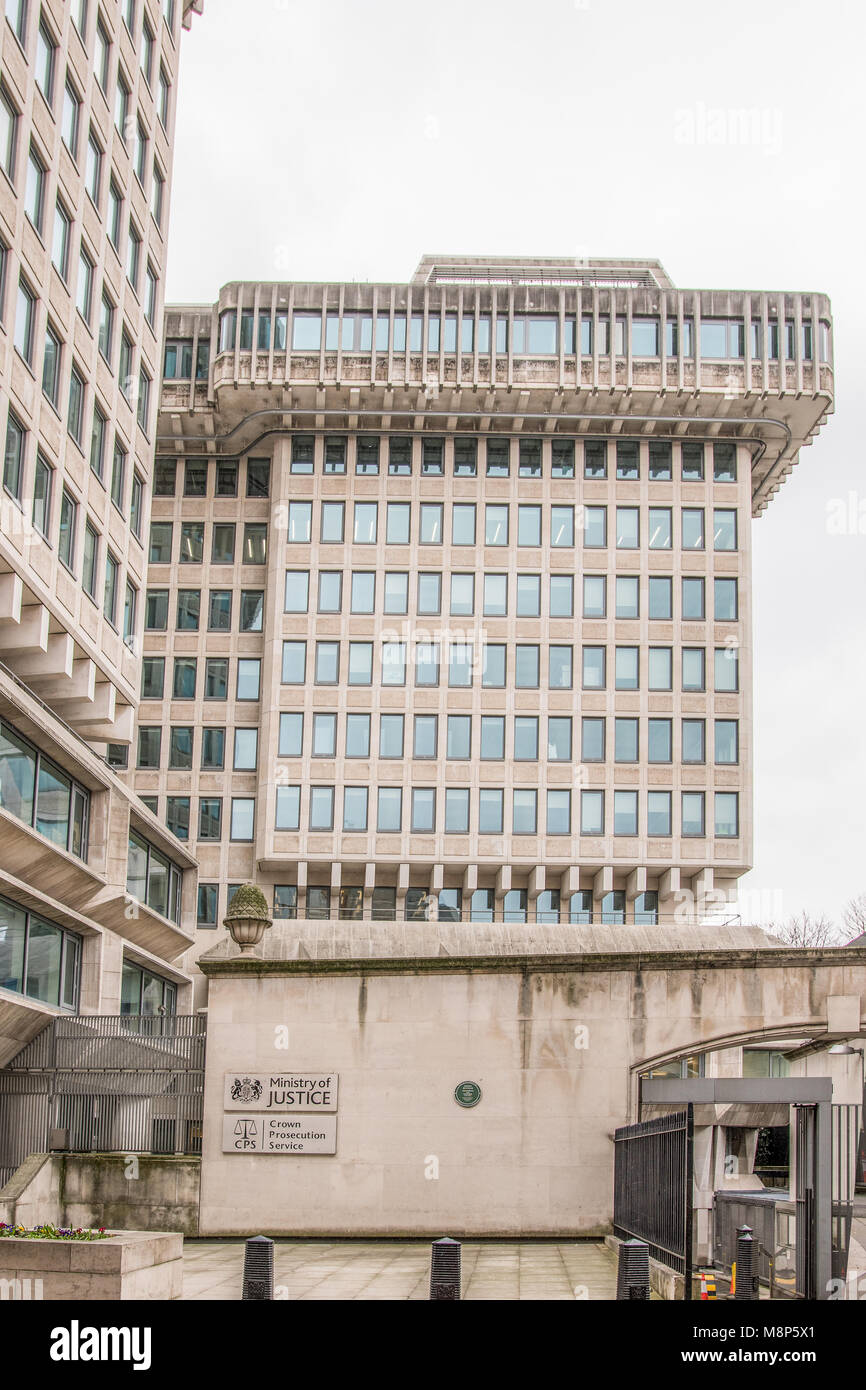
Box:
left=0, top=1015, right=206, bottom=1188
left=613, top=1107, right=694, bottom=1296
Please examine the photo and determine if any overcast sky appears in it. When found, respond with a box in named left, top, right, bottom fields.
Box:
left=165, top=0, right=866, bottom=928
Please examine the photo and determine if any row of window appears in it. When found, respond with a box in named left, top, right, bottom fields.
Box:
left=133, top=712, right=738, bottom=769
left=4, top=256, right=155, bottom=430
left=3, top=0, right=173, bottom=193
left=0, top=891, right=81, bottom=1009
left=126, top=828, right=183, bottom=922
left=153, top=438, right=739, bottom=490
left=134, top=713, right=739, bottom=771
left=120, top=957, right=177, bottom=1016
left=279, top=500, right=738, bottom=550
left=154, top=786, right=739, bottom=842
left=0, top=718, right=90, bottom=859
left=154, top=456, right=268, bottom=497
left=281, top=570, right=738, bottom=622
left=276, top=639, right=740, bottom=692
left=135, top=641, right=740, bottom=695
left=6, top=0, right=176, bottom=108
left=276, top=711, right=739, bottom=765
left=216, top=306, right=828, bottom=364
left=196, top=883, right=661, bottom=929
left=3, top=413, right=141, bottom=635
left=272, top=785, right=739, bottom=838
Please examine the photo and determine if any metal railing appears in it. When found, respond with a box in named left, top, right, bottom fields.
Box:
left=0, top=1015, right=206, bottom=1190
left=613, top=1107, right=694, bottom=1290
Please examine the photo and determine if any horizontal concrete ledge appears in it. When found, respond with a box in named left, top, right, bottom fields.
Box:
left=199, top=944, right=866, bottom=979
left=641, top=1077, right=833, bottom=1104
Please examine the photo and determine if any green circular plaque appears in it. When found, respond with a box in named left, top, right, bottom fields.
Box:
left=454, top=1081, right=482, bottom=1108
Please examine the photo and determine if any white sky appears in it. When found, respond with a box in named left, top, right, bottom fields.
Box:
left=165, top=0, right=866, bottom=927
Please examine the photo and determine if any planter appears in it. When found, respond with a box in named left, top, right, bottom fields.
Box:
left=0, top=1229, right=183, bottom=1300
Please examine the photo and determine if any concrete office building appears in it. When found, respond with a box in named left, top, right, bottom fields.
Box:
left=130, top=254, right=834, bottom=1003
left=0, top=0, right=203, bottom=1069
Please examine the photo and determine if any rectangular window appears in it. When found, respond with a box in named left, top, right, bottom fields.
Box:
left=411, top=788, right=435, bottom=833
left=36, top=21, right=56, bottom=106
left=89, top=405, right=106, bottom=479
left=514, top=717, right=539, bottom=761
left=356, top=436, right=379, bottom=474
left=103, top=550, right=118, bottom=624
left=714, top=647, right=739, bottom=692
left=486, top=438, right=509, bottom=476
left=312, top=642, right=337, bottom=685
left=353, top=501, right=378, bottom=544
left=715, top=719, right=739, bottom=765
left=234, top=728, right=258, bottom=771
left=582, top=646, right=606, bottom=690
left=479, top=789, right=504, bottom=835
left=648, top=576, right=672, bottom=620
left=682, top=577, right=705, bottom=621
left=714, top=577, right=738, bottom=622
left=376, top=786, right=402, bottom=832
left=58, top=489, right=77, bottom=569
left=25, top=146, right=45, bottom=233
left=547, top=717, right=572, bottom=761
left=512, top=789, right=537, bottom=834
left=52, top=200, right=71, bottom=279
left=682, top=508, right=705, bottom=550
left=647, top=718, right=672, bottom=763
left=198, top=798, right=222, bottom=840
left=385, top=501, right=410, bottom=545
left=278, top=712, right=303, bottom=758
left=647, top=792, right=671, bottom=837
left=485, top=504, right=508, bottom=546
left=282, top=641, right=306, bottom=684
left=77, top=248, right=93, bottom=322
left=649, top=440, right=672, bottom=479
left=230, top=798, right=255, bottom=841
left=237, top=658, right=261, bottom=700
left=713, top=442, right=737, bottom=482
left=3, top=411, right=25, bottom=500
left=85, top=130, right=101, bottom=203
left=648, top=646, right=672, bottom=691
left=583, top=506, right=607, bottom=548
left=614, top=790, right=638, bottom=836
left=204, top=659, right=228, bottom=700
left=31, top=453, right=52, bottom=535
left=682, top=718, right=706, bottom=764
left=311, top=715, right=337, bottom=759
left=419, top=503, right=443, bottom=545
left=452, top=504, right=476, bottom=545
left=14, top=279, right=35, bottom=364
left=682, top=792, right=706, bottom=838
left=713, top=508, right=738, bottom=551
left=243, top=523, right=267, bottom=564
left=240, top=590, right=263, bottom=632
left=581, top=717, right=605, bottom=762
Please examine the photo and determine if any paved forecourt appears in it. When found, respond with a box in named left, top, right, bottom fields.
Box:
left=181, top=1239, right=618, bottom=1300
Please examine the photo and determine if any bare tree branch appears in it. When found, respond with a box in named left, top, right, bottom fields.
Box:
left=764, top=912, right=846, bottom=948
left=842, top=893, right=866, bottom=942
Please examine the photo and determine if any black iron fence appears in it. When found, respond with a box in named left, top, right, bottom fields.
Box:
left=0, top=1015, right=206, bottom=1189
left=613, top=1106, right=694, bottom=1292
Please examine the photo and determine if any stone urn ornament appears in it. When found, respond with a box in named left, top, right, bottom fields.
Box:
left=224, top=883, right=272, bottom=954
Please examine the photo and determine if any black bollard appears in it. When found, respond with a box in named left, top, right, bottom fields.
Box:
left=734, top=1225, right=759, bottom=1301
left=430, top=1237, right=461, bottom=1300
left=616, top=1238, right=651, bottom=1300
left=242, top=1234, right=274, bottom=1300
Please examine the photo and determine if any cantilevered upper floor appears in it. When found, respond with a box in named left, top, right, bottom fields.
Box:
left=159, top=256, right=833, bottom=517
